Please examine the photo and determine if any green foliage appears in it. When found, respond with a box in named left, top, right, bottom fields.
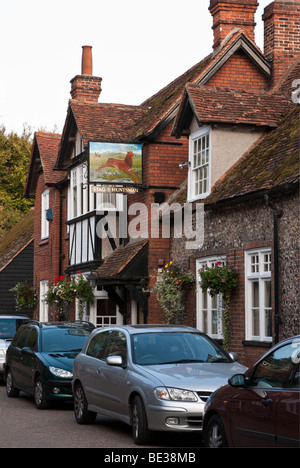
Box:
left=10, top=281, right=37, bottom=311
left=153, top=262, right=194, bottom=323
left=199, top=262, right=238, bottom=296
left=199, top=262, right=238, bottom=351
left=45, top=272, right=94, bottom=318
left=0, top=125, right=34, bottom=237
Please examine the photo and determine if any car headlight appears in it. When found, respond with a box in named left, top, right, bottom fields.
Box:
left=49, top=366, right=73, bottom=379
left=155, top=387, right=198, bottom=402
left=0, top=349, right=6, bottom=358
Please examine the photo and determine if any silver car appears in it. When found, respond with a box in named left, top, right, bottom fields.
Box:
left=72, top=325, right=247, bottom=444
left=0, top=315, right=29, bottom=377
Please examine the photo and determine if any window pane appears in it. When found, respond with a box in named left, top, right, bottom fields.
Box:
left=252, top=281, right=259, bottom=307
left=252, top=310, right=260, bottom=336
left=252, top=343, right=295, bottom=388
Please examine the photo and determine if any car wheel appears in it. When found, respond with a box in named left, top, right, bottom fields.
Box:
left=74, top=383, right=96, bottom=424
left=6, top=370, right=20, bottom=398
left=204, top=414, right=229, bottom=448
left=131, top=395, right=152, bottom=445
left=34, top=377, right=50, bottom=409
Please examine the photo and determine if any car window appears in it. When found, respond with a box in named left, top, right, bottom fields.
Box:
left=41, top=328, right=91, bottom=352
left=15, top=327, right=31, bottom=349
left=0, top=319, right=17, bottom=339
left=26, top=328, right=38, bottom=352
left=103, top=331, right=127, bottom=360
left=86, top=330, right=110, bottom=359
left=251, top=342, right=296, bottom=388
left=132, top=332, right=230, bottom=365
left=289, top=363, right=300, bottom=389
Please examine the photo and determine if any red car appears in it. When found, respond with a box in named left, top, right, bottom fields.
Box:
left=203, top=335, right=300, bottom=447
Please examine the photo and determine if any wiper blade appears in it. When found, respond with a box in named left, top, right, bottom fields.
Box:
left=160, top=359, right=204, bottom=364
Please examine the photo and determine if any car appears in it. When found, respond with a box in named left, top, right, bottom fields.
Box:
left=0, top=315, right=30, bottom=378
left=72, top=324, right=247, bottom=444
left=5, top=321, right=94, bottom=409
left=203, top=335, right=300, bottom=448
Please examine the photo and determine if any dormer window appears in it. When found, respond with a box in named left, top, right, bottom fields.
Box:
left=188, top=126, right=211, bottom=201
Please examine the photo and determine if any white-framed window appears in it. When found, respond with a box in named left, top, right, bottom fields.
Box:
left=69, top=164, right=123, bottom=220
left=41, top=189, right=49, bottom=239
left=245, top=248, right=272, bottom=342
left=39, top=280, right=49, bottom=322
left=196, top=257, right=225, bottom=339
left=188, top=126, right=211, bottom=201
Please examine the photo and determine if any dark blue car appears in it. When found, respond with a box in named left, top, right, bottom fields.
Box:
left=5, top=321, right=94, bottom=409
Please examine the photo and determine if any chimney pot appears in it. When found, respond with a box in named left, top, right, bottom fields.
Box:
left=82, top=45, right=93, bottom=75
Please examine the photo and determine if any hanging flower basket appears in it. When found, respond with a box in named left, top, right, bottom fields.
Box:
left=153, top=261, right=194, bottom=324
left=10, top=281, right=37, bottom=311
left=199, top=262, right=238, bottom=350
left=44, top=272, right=94, bottom=320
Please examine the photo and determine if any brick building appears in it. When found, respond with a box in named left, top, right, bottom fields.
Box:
left=24, top=0, right=299, bottom=365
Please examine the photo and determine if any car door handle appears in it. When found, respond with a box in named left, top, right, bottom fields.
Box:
left=261, top=398, right=273, bottom=406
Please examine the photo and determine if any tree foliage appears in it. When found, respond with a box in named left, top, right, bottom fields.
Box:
left=0, top=125, right=34, bottom=237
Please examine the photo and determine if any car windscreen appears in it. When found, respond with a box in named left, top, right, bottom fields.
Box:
left=41, top=328, right=91, bottom=352
left=132, top=332, right=231, bottom=365
left=0, top=319, right=25, bottom=339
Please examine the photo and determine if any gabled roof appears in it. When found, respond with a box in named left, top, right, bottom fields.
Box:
left=172, top=84, right=290, bottom=137
left=24, top=132, right=64, bottom=198
left=0, top=209, right=34, bottom=271
left=56, top=29, right=270, bottom=169
left=95, top=239, right=148, bottom=282
left=136, top=30, right=270, bottom=139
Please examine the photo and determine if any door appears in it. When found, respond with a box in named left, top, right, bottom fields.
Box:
left=10, top=327, right=31, bottom=389
left=18, top=327, right=39, bottom=393
left=93, top=330, right=129, bottom=417
left=276, top=363, right=300, bottom=447
left=230, top=342, right=297, bottom=447
left=82, top=329, right=110, bottom=406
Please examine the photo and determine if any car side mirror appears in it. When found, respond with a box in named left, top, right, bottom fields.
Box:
left=229, top=352, right=238, bottom=361
left=21, top=347, right=34, bottom=356
left=229, top=373, right=246, bottom=387
left=106, top=355, right=124, bottom=367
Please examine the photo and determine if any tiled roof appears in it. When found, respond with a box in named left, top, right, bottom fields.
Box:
left=205, top=104, right=300, bottom=205
left=181, top=84, right=290, bottom=127
left=135, top=29, right=270, bottom=138
left=59, top=29, right=269, bottom=151
left=70, top=101, right=147, bottom=145
left=35, top=132, right=64, bottom=184
left=95, top=239, right=148, bottom=279
left=0, top=209, right=34, bottom=271
left=24, top=132, right=64, bottom=198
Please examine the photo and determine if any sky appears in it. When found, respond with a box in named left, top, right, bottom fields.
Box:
left=0, top=0, right=271, bottom=136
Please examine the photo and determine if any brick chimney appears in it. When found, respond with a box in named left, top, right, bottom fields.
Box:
left=209, top=0, right=259, bottom=50
left=70, top=46, right=102, bottom=103
left=263, top=0, right=300, bottom=85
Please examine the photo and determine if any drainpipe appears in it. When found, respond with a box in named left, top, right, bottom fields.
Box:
left=264, top=194, right=283, bottom=344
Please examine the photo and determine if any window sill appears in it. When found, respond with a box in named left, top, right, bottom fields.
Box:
left=39, top=238, right=49, bottom=246
left=243, top=340, right=272, bottom=348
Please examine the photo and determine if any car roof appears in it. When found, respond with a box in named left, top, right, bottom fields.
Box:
left=92, top=324, right=198, bottom=335
left=18, top=320, right=94, bottom=330
left=0, top=315, right=29, bottom=320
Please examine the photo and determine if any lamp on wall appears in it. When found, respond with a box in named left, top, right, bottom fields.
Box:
left=178, top=161, right=190, bottom=170
left=87, top=272, right=97, bottom=289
